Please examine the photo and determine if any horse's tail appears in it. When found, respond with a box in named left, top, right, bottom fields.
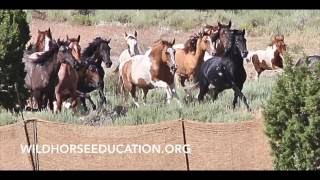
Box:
left=116, top=75, right=124, bottom=95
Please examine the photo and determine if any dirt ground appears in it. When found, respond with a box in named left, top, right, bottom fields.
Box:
left=30, top=19, right=310, bottom=80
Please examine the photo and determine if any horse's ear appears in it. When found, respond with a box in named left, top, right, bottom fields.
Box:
left=134, top=31, right=137, bottom=38
left=243, top=29, right=245, bottom=35
left=66, top=35, right=69, bottom=41
left=172, top=38, right=175, bottom=45
left=77, top=35, right=80, bottom=42
left=124, top=32, right=128, bottom=38
left=228, top=20, right=232, bottom=28
left=107, top=38, right=111, bottom=43
left=38, top=29, right=41, bottom=33
left=218, top=21, right=221, bottom=27
left=48, top=28, right=51, bottom=33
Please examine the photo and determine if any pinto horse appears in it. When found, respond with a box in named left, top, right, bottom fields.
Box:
left=79, top=37, right=113, bottom=110
left=197, top=29, right=250, bottom=111
left=117, top=31, right=141, bottom=94
left=120, top=38, right=180, bottom=107
left=245, top=34, right=287, bottom=80
left=26, top=28, right=53, bottom=53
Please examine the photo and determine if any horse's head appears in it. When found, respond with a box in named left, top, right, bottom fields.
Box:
left=159, top=39, right=176, bottom=73
left=272, top=34, right=287, bottom=59
left=197, top=31, right=215, bottom=55
left=124, top=31, right=139, bottom=57
left=36, top=27, right=53, bottom=52
left=212, top=20, right=232, bottom=55
left=84, top=62, right=103, bottom=88
left=227, top=29, right=248, bottom=58
left=66, top=35, right=81, bottom=62
left=57, top=39, right=78, bottom=66
left=98, top=38, right=112, bottom=68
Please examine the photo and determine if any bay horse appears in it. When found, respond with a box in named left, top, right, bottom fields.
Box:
left=120, top=38, right=181, bottom=107
left=197, top=29, right=250, bottom=111
left=23, top=39, right=78, bottom=111
left=117, top=31, right=141, bottom=94
left=79, top=37, right=113, bottom=110
left=204, top=21, right=232, bottom=61
left=245, top=34, right=287, bottom=80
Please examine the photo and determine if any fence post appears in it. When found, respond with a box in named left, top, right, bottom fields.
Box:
left=181, top=120, right=190, bottom=171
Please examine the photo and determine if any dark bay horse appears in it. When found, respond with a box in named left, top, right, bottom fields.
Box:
left=23, top=39, right=79, bottom=111
left=197, top=29, right=250, bottom=111
left=79, top=37, right=113, bottom=110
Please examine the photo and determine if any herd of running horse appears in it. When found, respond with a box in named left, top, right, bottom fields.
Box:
left=22, top=20, right=318, bottom=113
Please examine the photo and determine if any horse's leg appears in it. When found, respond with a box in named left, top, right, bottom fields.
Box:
left=70, top=95, right=78, bottom=113
left=197, top=82, right=209, bottom=102
left=142, top=88, right=148, bottom=106
left=54, top=85, right=63, bottom=113
left=170, top=83, right=182, bottom=107
left=86, top=95, right=97, bottom=110
left=231, top=84, right=251, bottom=112
left=33, top=90, right=42, bottom=111
left=210, top=88, right=221, bottom=103
left=130, top=85, right=139, bottom=107
left=80, top=97, right=88, bottom=112
left=151, top=80, right=172, bottom=104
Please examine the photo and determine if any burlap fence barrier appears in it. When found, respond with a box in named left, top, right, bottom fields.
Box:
left=0, top=118, right=273, bottom=170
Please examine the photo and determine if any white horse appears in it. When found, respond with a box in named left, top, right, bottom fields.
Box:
left=120, top=39, right=181, bottom=107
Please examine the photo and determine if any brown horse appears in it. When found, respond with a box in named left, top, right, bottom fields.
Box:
left=54, top=37, right=82, bottom=112
left=120, top=38, right=180, bottom=107
left=210, top=21, right=232, bottom=57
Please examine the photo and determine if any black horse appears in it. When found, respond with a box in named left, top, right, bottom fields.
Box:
left=197, top=29, right=250, bottom=111
left=78, top=37, right=112, bottom=111
left=295, top=55, right=320, bottom=70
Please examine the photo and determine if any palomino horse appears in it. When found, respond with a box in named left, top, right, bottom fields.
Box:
left=23, top=39, right=78, bottom=111
left=197, top=29, right=250, bottom=111
left=79, top=37, right=113, bottom=110
left=245, top=34, right=287, bottom=80
left=117, top=31, right=141, bottom=94
left=173, top=31, right=215, bottom=98
left=120, top=39, right=181, bottom=107
left=54, top=37, right=82, bottom=112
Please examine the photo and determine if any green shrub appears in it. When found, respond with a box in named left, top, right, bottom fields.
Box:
left=264, top=54, right=320, bottom=170
left=0, top=10, right=30, bottom=111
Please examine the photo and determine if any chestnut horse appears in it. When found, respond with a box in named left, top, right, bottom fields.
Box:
left=245, top=34, right=287, bottom=80
left=54, top=36, right=82, bottom=112
left=120, top=39, right=180, bottom=107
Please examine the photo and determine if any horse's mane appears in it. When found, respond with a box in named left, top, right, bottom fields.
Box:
left=82, top=37, right=110, bottom=59
left=26, top=42, right=59, bottom=64
left=152, top=39, right=173, bottom=48
left=183, top=32, right=203, bottom=53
